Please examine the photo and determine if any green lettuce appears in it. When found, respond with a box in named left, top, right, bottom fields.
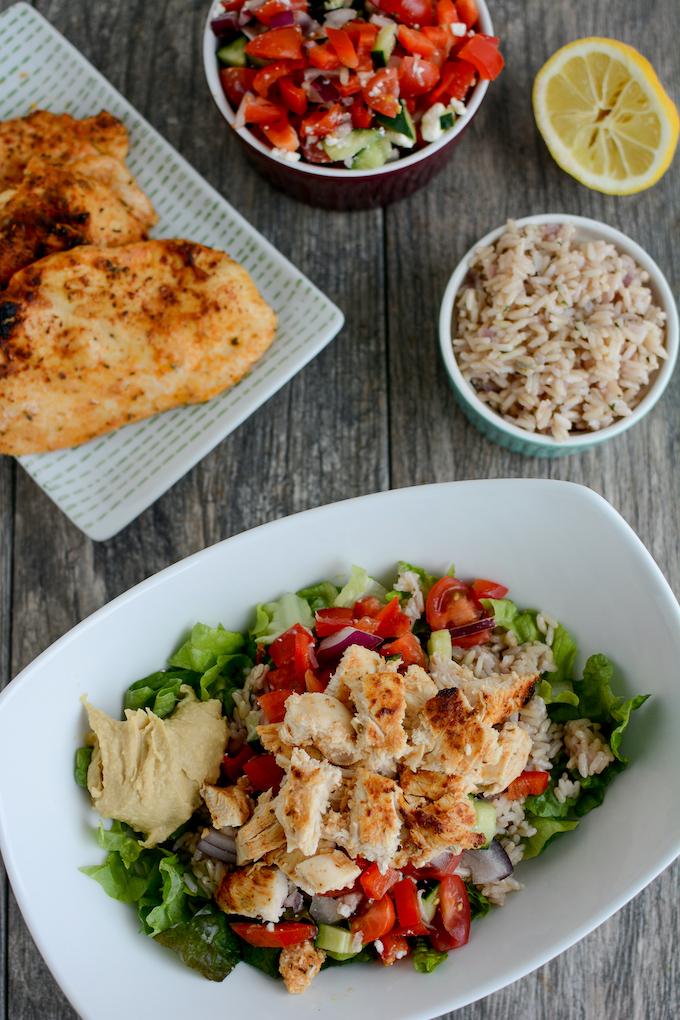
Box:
left=74, top=746, right=93, bottom=788
left=396, top=561, right=438, bottom=594
left=170, top=623, right=244, bottom=672
left=333, top=565, right=386, bottom=608
left=155, top=903, right=241, bottom=981
left=250, top=592, right=314, bottom=644
left=522, top=817, right=580, bottom=859
left=143, top=855, right=194, bottom=936
left=412, top=938, right=448, bottom=974
left=466, top=883, right=491, bottom=920
left=95, top=820, right=142, bottom=867
left=242, top=943, right=281, bottom=977
left=574, top=654, right=649, bottom=762
left=297, top=580, right=338, bottom=611
left=123, top=668, right=199, bottom=718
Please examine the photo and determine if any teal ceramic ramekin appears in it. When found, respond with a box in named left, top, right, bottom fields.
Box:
left=438, top=214, right=679, bottom=458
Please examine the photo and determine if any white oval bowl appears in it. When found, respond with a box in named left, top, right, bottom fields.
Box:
left=202, top=0, right=492, bottom=180
left=0, top=480, right=679, bottom=1019
left=439, top=214, right=679, bottom=457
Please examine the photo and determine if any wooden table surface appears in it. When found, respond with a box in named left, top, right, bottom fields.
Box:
left=1, top=0, right=678, bottom=1017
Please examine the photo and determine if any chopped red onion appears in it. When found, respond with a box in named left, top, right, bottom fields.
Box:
left=197, top=839, right=237, bottom=864
left=240, top=22, right=261, bottom=39
left=202, top=828, right=237, bottom=852
left=211, top=12, right=242, bottom=35
left=460, top=841, right=513, bottom=885
left=314, top=78, right=340, bottom=102
left=269, top=9, right=296, bottom=26
left=294, top=10, right=319, bottom=31
left=317, top=627, right=383, bottom=661
left=284, top=887, right=305, bottom=912
left=449, top=616, right=495, bottom=640
left=324, top=8, right=358, bottom=27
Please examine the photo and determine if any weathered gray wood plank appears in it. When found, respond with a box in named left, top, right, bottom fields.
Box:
left=0, top=459, right=13, bottom=1020
left=3, top=0, right=387, bottom=1016
left=386, top=1, right=680, bottom=1018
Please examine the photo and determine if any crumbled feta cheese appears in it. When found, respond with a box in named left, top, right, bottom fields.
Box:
left=450, top=21, right=466, bottom=36
left=272, top=148, right=301, bottom=163
left=266, top=922, right=275, bottom=932
left=374, top=939, right=384, bottom=954
left=421, top=103, right=447, bottom=142
left=387, top=130, right=415, bottom=149
left=450, top=98, right=467, bottom=116
left=395, top=948, right=408, bottom=960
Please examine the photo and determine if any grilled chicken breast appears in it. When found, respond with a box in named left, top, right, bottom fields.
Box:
left=0, top=239, right=277, bottom=454
left=0, top=154, right=157, bottom=287
left=0, top=110, right=128, bottom=191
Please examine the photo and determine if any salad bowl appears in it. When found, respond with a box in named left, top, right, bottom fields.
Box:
left=0, top=479, right=679, bottom=1019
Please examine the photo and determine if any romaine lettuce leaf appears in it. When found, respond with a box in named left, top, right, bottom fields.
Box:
left=74, top=746, right=93, bottom=788
left=123, top=669, right=198, bottom=718
left=241, top=943, right=281, bottom=977
left=574, top=654, right=649, bottom=762
left=412, top=938, right=448, bottom=974
left=170, top=623, right=244, bottom=673
left=155, top=903, right=241, bottom=981
left=466, top=883, right=491, bottom=920
left=297, top=580, right=339, bottom=611
left=81, top=840, right=158, bottom=904
left=250, top=593, right=314, bottom=643
left=333, top=566, right=386, bottom=608
left=95, top=821, right=142, bottom=867
left=522, top=817, right=580, bottom=859
left=143, top=854, right=193, bottom=936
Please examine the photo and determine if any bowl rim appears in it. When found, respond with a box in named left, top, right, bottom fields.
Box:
left=438, top=213, right=680, bottom=449
left=202, top=0, right=492, bottom=179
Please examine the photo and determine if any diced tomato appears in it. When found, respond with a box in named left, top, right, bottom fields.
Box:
left=374, top=597, right=411, bottom=638
left=390, top=878, right=427, bottom=935
left=243, top=753, right=285, bottom=792
left=240, top=95, right=288, bottom=125
left=378, top=930, right=410, bottom=965
left=455, top=0, right=478, bottom=28
left=258, top=688, right=295, bottom=723
left=269, top=623, right=313, bottom=667
left=262, top=118, right=299, bottom=151
left=456, top=33, right=504, bottom=79
left=220, top=0, right=246, bottom=10
left=428, top=57, right=476, bottom=103
left=245, top=26, right=303, bottom=61
left=307, top=41, right=342, bottom=70
left=428, top=915, right=458, bottom=952
left=304, top=667, right=329, bottom=693
left=266, top=661, right=304, bottom=693
left=253, top=0, right=307, bottom=25
left=350, top=896, right=396, bottom=944
left=422, top=25, right=453, bottom=58
left=269, top=623, right=314, bottom=683
left=471, top=578, right=509, bottom=600
left=382, top=632, right=427, bottom=668
left=451, top=628, right=493, bottom=649
left=437, top=875, right=470, bottom=948
left=335, top=74, right=362, bottom=98
left=222, top=743, right=255, bottom=781
left=300, top=103, right=348, bottom=138
left=278, top=76, right=308, bottom=115
left=505, top=770, right=550, bottom=801
left=219, top=67, right=256, bottom=107
left=315, top=607, right=354, bottom=636
left=350, top=99, right=374, bottom=129
left=374, top=0, right=435, bottom=28
left=362, top=67, right=400, bottom=118
left=398, top=55, right=440, bottom=97
left=301, top=136, right=333, bottom=163
left=253, top=59, right=303, bottom=97
left=360, top=862, right=401, bottom=900
left=353, top=596, right=382, bottom=618
left=436, top=0, right=458, bottom=24
left=326, top=27, right=359, bottom=69
left=425, top=576, right=481, bottom=630
left=398, top=25, right=437, bottom=57
left=231, top=921, right=317, bottom=948
left=406, top=850, right=462, bottom=881
left=346, top=20, right=379, bottom=53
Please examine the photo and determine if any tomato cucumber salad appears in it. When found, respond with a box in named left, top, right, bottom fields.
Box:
left=76, top=561, right=647, bottom=993
left=211, top=0, right=504, bottom=167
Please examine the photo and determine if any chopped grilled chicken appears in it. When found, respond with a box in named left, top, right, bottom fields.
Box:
left=398, top=793, right=485, bottom=866
left=398, top=768, right=464, bottom=801
left=476, top=721, right=531, bottom=794
left=325, top=645, right=394, bottom=705
left=201, top=778, right=253, bottom=829
left=215, top=862, right=288, bottom=923
left=235, top=790, right=286, bottom=865
left=291, top=849, right=361, bottom=896
left=0, top=110, right=128, bottom=191
left=0, top=239, right=276, bottom=454
left=402, top=665, right=437, bottom=730
left=348, top=671, right=407, bottom=774
left=0, top=154, right=157, bottom=287
left=275, top=748, right=342, bottom=857
left=337, top=768, right=402, bottom=870
left=280, top=692, right=359, bottom=766
left=257, top=722, right=294, bottom=761
left=455, top=671, right=538, bottom=725
left=279, top=940, right=326, bottom=995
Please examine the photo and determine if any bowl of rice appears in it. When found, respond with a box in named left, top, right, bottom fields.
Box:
left=438, top=215, right=679, bottom=457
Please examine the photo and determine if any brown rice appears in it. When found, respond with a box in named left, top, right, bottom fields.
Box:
left=453, top=220, right=667, bottom=441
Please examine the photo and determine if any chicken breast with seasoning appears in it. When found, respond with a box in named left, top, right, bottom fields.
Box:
left=279, top=692, right=359, bottom=766
left=406, top=687, right=502, bottom=777
left=399, top=793, right=485, bottom=865
left=0, top=239, right=276, bottom=454
left=0, top=154, right=157, bottom=287
left=402, top=665, right=438, bottom=730
left=215, top=863, right=288, bottom=923
left=279, top=941, right=326, bottom=995
left=201, top=778, right=253, bottom=829
left=476, top=721, right=532, bottom=795
left=325, top=645, right=393, bottom=704
left=0, top=110, right=128, bottom=191
left=275, top=748, right=341, bottom=857
left=339, top=768, right=402, bottom=870
left=348, top=670, right=407, bottom=774
left=456, top=671, right=538, bottom=725
left=236, top=790, right=286, bottom=865
left=291, top=849, right=361, bottom=896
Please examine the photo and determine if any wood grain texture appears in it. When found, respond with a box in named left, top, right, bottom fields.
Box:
left=0, top=0, right=678, bottom=1017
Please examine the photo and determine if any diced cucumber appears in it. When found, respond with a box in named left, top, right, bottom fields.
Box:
left=473, top=799, right=497, bottom=847
left=351, top=135, right=392, bottom=169
left=428, top=629, right=453, bottom=660
left=375, top=100, right=416, bottom=144
left=418, top=883, right=440, bottom=925
left=440, top=111, right=455, bottom=130
left=216, top=36, right=248, bottom=67
left=315, top=924, right=362, bottom=957
left=325, top=0, right=350, bottom=7
left=324, top=129, right=380, bottom=163
left=371, top=21, right=397, bottom=67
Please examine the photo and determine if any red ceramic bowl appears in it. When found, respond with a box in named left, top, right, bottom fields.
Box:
left=203, top=1, right=494, bottom=209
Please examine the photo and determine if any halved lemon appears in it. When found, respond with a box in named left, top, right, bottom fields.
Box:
left=533, top=37, right=679, bottom=195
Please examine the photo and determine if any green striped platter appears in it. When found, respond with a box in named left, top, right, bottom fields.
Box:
left=0, top=2, right=344, bottom=540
